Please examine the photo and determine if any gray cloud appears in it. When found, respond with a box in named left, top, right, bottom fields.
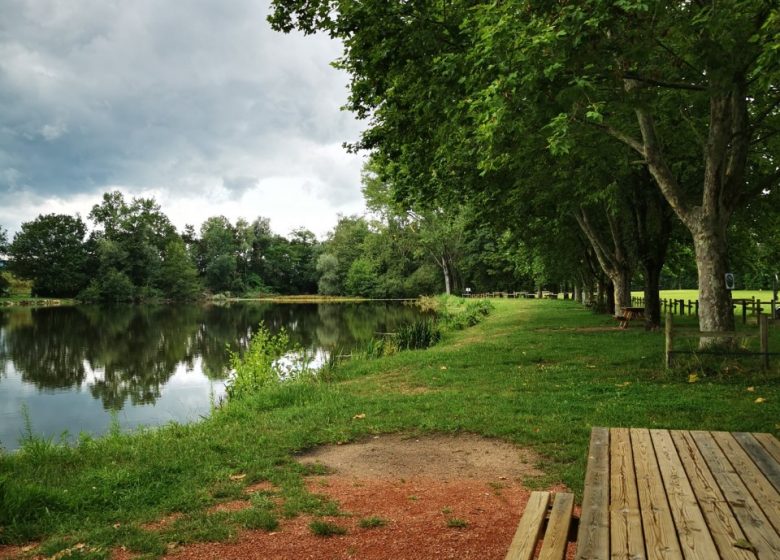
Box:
left=0, top=0, right=365, bottom=235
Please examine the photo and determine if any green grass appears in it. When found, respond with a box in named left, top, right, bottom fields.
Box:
left=1, top=299, right=778, bottom=558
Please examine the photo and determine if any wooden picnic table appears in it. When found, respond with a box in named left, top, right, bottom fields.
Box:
left=576, top=427, right=780, bottom=560
left=618, top=307, right=645, bottom=329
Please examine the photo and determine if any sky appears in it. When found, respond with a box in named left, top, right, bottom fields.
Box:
left=0, top=0, right=367, bottom=239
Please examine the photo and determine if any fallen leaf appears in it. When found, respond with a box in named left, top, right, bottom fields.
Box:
left=688, top=374, right=699, bottom=383
left=746, top=386, right=755, bottom=392
left=440, top=366, right=448, bottom=370
left=755, top=397, right=766, bottom=404
left=113, top=523, right=121, bottom=529
left=353, top=413, right=366, bottom=420
left=229, top=473, right=246, bottom=481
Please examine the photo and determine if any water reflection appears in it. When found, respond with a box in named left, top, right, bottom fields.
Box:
left=0, top=302, right=421, bottom=446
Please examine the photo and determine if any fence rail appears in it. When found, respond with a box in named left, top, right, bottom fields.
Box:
left=632, top=296, right=779, bottom=324
left=664, top=312, right=773, bottom=369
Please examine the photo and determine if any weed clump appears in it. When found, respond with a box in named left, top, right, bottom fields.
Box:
left=309, top=520, right=347, bottom=536
left=359, top=516, right=387, bottom=529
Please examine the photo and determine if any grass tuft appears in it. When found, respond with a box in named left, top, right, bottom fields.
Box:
left=358, top=516, right=387, bottom=529
left=309, top=520, right=347, bottom=537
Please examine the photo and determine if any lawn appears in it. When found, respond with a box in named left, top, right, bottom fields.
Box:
left=1, top=298, right=778, bottom=558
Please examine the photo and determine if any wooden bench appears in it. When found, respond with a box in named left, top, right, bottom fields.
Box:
left=505, top=491, right=575, bottom=560
left=576, top=427, right=780, bottom=560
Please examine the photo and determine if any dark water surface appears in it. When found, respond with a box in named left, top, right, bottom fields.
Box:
left=0, top=302, right=421, bottom=451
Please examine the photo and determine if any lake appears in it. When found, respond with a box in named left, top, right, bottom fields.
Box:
left=0, top=301, right=423, bottom=451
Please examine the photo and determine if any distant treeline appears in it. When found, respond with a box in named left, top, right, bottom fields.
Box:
left=0, top=190, right=532, bottom=301
left=0, top=183, right=775, bottom=302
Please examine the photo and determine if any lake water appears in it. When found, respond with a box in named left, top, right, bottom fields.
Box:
left=0, top=302, right=422, bottom=451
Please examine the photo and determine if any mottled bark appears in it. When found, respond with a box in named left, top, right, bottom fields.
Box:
left=692, top=224, right=734, bottom=332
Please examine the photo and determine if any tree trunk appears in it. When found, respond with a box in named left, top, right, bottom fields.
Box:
left=574, top=284, right=581, bottom=303
left=611, top=268, right=632, bottom=315
left=442, top=262, right=451, bottom=295
left=692, top=225, right=734, bottom=334
left=643, top=264, right=662, bottom=330
left=605, top=280, right=615, bottom=315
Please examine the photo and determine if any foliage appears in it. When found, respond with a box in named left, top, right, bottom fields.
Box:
left=7, top=214, right=90, bottom=298
left=225, top=324, right=314, bottom=400
left=316, top=253, right=340, bottom=295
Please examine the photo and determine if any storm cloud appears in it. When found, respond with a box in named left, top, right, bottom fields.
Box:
left=0, top=0, right=366, bottom=236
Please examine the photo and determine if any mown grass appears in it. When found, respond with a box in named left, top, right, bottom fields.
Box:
left=1, top=299, right=778, bottom=558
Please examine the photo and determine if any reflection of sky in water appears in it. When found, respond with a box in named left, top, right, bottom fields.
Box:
left=0, top=302, right=422, bottom=452
left=0, top=358, right=226, bottom=451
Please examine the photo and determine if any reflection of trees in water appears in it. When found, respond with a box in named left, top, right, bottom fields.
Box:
left=0, top=302, right=425, bottom=410
left=82, top=305, right=203, bottom=409
left=0, top=310, right=9, bottom=379
left=2, top=307, right=90, bottom=388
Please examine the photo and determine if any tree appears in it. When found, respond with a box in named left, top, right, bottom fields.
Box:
left=465, top=0, right=779, bottom=334
left=156, top=238, right=201, bottom=300
left=270, top=0, right=779, bottom=335
left=198, top=216, right=242, bottom=294
left=87, top=191, right=182, bottom=301
left=316, top=253, right=340, bottom=295
left=8, top=214, right=90, bottom=297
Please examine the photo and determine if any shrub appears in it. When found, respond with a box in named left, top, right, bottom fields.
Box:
left=226, top=323, right=314, bottom=399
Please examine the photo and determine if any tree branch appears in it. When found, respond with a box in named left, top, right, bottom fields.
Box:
left=633, top=107, right=694, bottom=226
left=621, top=72, right=706, bottom=92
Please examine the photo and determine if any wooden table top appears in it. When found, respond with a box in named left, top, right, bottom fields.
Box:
left=575, top=427, right=780, bottom=560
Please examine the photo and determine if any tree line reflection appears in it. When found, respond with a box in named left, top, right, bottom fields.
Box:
left=0, top=302, right=421, bottom=410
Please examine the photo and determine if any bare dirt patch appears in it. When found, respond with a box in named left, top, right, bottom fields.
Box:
left=297, top=432, right=543, bottom=480
left=163, top=433, right=576, bottom=559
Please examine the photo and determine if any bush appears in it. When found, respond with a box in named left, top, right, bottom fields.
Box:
left=226, top=323, right=314, bottom=400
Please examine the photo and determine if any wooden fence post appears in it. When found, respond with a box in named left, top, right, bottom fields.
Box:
left=665, top=312, right=674, bottom=369
left=742, top=301, right=747, bottom=324
left=760, top=315, right=769, bottom=370
left=679, top=299, right=685, bottom=316
left=695, top=300, right=699, bottom=315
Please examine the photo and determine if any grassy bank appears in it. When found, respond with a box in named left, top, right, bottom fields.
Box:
left=1, top=299, right=778, bottom=558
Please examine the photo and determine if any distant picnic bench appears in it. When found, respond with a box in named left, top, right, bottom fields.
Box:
left=507, top=427, right=780, bottom=560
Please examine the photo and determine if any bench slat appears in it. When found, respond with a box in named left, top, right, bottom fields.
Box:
left=670, top=431, right=756, bottom=560
left=752, top=433, right=780, bottom=465
left=651, top=429, right=719, bottom=560
left=610, top=427, right=644, bottom=560
left=575, top=427, right=609, bottom=560
left=692, top=431, right=780, bottom=560
left=506, top=491, right=550, bottom=560
left=539, top=492, right=574, bottom=560
left=712, top=432, right=780, bottom=535
left=631, top=428, right=683, bottom=560
left=733, top=432, right=780, bottom=493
